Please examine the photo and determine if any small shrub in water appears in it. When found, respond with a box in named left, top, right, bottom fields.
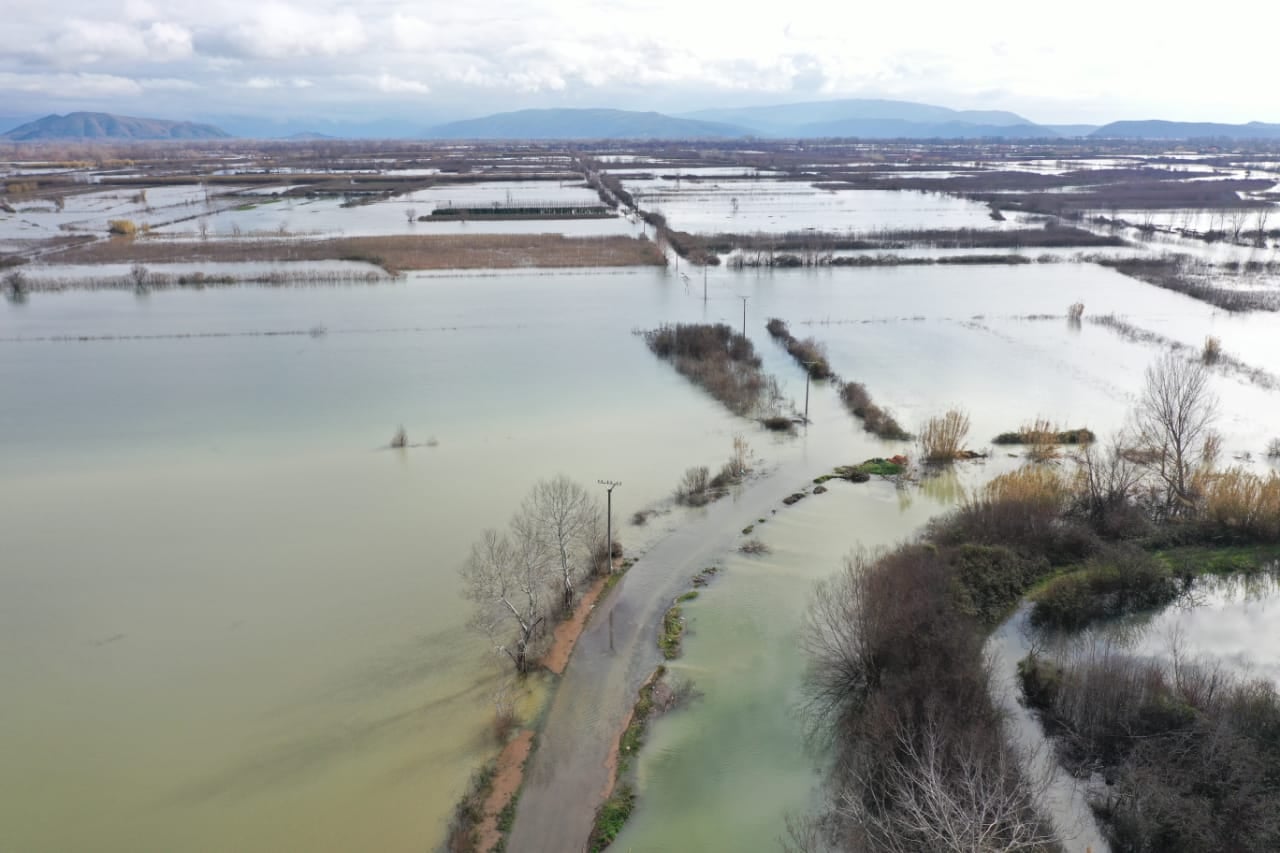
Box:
left=1203, top=334, right=1222, bottom=365
left=390, top=426, right=408, bottom=448
left=919, top=408, right=971, bottom=462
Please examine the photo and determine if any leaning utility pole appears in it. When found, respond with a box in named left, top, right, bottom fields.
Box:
left=597, top=479, right=621, bottom=574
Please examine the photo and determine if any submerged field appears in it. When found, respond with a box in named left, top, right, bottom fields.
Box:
left=3, top=140, right=1280, bottom=853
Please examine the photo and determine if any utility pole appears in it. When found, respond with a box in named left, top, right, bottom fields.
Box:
left=738, top=295, right=749, bottom=339
left=598, top=479, right=621, bottom=574
left=703, top=266, right=708, bottom=303
left=801, top=361, right=818, bottom=424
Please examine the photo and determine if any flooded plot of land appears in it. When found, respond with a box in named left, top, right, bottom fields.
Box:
left=621, top=178, right=1003, bottom=234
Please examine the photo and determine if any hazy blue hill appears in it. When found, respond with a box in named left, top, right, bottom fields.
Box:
left=423, top=108, right=749, bottom=140
left=2, top=112, right=230, bottom=141
left=1092, top=120, right=1280, bottom=140
left=1044, top=124, right=1100, bottom=138
left=682, top=98, right=1035, bottom=136
left=790, top=118, right=1056, bottom=139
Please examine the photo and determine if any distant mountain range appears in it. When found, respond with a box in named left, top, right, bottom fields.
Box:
left=1091, top=120, right=1280, bottom=140
left=2, top=112, right=229, bottom=141
left=5, top=103, right=1280, bottom=142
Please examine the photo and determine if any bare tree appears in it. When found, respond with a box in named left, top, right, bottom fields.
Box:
left=519, top=476, right=601, bottom=611
left=840, top=715, right=1058, bottom=853
left=1134, top=351, right=1218, bottom=517
left=800, top=551, right=881, bottom=733
left=130, top=263, right=149, bottom=290
left=459, top=527, right=553, bottom=674
left=1073, top=432, right=1146, bottom=529
left=405, top=207, right=417, bottom=225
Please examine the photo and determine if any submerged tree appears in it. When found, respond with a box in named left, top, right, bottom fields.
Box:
left=1134, top=351, right=1218, bottom=517
left=459, top=476, right=603, bottom=673
left=519, top=476, right=601, bottom=611
left=460, top=528, right=553, bottom=674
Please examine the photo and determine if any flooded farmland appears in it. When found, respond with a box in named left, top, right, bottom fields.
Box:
left=4, top=140, right=1280, bottom=852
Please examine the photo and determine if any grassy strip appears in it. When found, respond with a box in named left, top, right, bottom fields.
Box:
left=587, top=785, right=636, bottom=852
left=444, top=762, right=497, bottom=853
left=659, top=604, right=684, bottom=660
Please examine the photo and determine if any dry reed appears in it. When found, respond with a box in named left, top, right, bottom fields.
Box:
left=919, top=409, right=971, bottom=462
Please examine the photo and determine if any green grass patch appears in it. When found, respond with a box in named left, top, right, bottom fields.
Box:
left=588, top=784, right=636, bottom=852
left=496, top=791, right=519, bottom=833
left=659, top=604, right=684, bottom=660
left=618, top=666, right=664, bottom=774
left=856, top=458, right=904, bottom=476
left=1155, top=543, right=1280, bottom=576
left=600, top=562, right=632, bottom=598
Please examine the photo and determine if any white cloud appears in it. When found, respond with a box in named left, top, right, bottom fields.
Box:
left=0, top=71, right=145, bottom=98
left=225, top=4, right=366, bottom=59
left=146, top=22, right=194, bottom=61
left=366, top=73, right=429, bottom=94
left=245, top=76, right=313, bottom=89
left=1, top=0, right=1276, bottom=122
left=139, top=77, right=200, bottom=91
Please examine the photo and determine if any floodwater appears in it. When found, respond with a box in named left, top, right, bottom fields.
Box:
left=4, top=257, right=1280, bottom=851
left=621, top=178, right=1002, bottom=234
left=1080, top=573, right=1280, bottom=685
left=611, top=472, right=976, bottom=851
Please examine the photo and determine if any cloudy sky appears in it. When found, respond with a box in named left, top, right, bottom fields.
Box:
left=2, top=0, right=1278, bottom=127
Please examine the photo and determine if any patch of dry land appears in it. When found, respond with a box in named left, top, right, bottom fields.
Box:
left=49, top=233, right=665, bottom=272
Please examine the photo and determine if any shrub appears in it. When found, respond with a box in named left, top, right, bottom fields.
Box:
left=4, top=270, right=26, bottom=295
left=1067, top=301, right=1085, bottom=321
left=760, top=415, right=794, bottom=432
left=1030, top=547, right=1183, bottom=628
left=108, top=219, right=137, bottom=236
left=839, top=382, right=911, bottom=440
left=390, top=426, right=407, bottom=448
left=918, top=408, right=971, bottom=461
left=1019, top=648, right=1280, bottom=852
left=674, top=465, right=711, bottom=506
left=948, top=543, right=1049, bottom=624
left=739, top=538, right=770, bottom=555
left=1203, top=335, right=1222, bottom=365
